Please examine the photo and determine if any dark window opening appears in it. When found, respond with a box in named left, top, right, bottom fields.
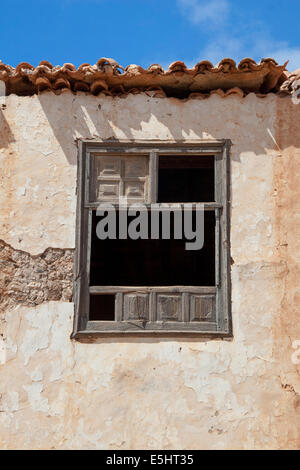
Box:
left=158, top=155, right=215, bottom=203
left=89, top=294, right=115, bottom=321
left=90, top=211, right=215, bottom=287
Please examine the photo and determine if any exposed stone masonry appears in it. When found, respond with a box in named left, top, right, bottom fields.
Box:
left=0, top=240, right=74, bottom=312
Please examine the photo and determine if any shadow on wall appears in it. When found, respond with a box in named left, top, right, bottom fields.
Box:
left=2, top=91, right=300, bottom=161
left=36, top=92, right=208, bottom=165
left=0, top=107, right=15, bottom=149
left=275, top=96, right=300, bottom=150
left=35, top=91, right=289, bottom=165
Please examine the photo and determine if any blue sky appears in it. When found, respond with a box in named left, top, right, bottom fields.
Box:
left=1, top=0, right=300, bottom=71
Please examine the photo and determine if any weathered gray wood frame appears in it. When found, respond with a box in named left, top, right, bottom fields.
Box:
left=72, top=140, right=232, bottom=339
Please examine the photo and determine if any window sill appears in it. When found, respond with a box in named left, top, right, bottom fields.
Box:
left=72, top=320, right=232, bottom=341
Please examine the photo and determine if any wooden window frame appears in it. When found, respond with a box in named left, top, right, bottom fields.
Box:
left=72, top=140, right=232, bottom=339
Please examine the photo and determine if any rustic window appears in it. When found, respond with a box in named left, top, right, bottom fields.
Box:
left=72, top=141, right=231, bottom=338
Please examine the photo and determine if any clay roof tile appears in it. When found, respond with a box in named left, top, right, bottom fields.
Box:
left=0, top=57, right=295, bottom=99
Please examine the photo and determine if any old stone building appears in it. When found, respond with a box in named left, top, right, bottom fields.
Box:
left=0, top=57, right=299, bottom=449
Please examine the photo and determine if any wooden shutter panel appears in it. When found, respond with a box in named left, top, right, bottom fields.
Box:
left=89, top=154, right=150, bottom=204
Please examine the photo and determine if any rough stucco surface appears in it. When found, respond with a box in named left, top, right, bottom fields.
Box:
left=0, top=92, right=299, bottom=450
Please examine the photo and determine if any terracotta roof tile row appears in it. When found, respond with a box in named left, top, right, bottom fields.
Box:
left=279, top=68, right=300, bottom=96
left=0, top=57, right=295, bottom=99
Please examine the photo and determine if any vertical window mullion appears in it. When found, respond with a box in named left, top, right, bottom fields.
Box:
left=86, top=209, right=93, bottom=287
left=214, top=154, right=223, bottom=290
left=214, top=154, right=222, bottom=205
left=85, top=151, right=91, bottom=205
left=149, top=150, right=159, bottom=203
left=215, top=207, right=221, bottom=287
left=115, top=293, right=123, bottom=322
left=119, top=159, right=125, bottom=199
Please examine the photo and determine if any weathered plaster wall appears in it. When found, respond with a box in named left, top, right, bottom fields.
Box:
left=0, top=92, right=299, bottom=449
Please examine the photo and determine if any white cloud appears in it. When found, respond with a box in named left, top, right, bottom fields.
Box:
left=181, top=27, right=299, bottom=71
left=176, top=1, right=300, bottom=71
left=198, top=36, right=244, bottom=65
left=266, top=46, right=300, bottom=72
left=200, top=37, right=300, bottom=71
left=177, top=0, right=230, bottom=25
